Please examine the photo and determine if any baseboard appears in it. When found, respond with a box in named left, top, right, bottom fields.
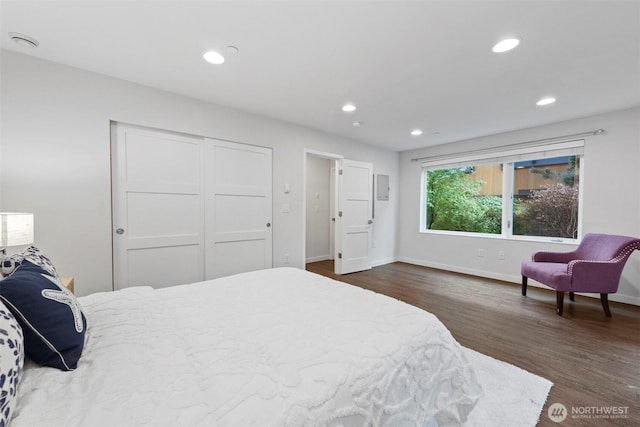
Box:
left=578, top=292, right=640, bottom=306
left=306, top=256, right=397, bottom=268
left=396, top=256, right=520, bottom=284
left=305, top=255, right=331, bottom=263
left=372, top=257, right=397, bottom=267
left=397, top=256, right=640, bottom=307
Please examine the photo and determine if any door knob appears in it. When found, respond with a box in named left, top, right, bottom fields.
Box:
left=116, top=228, right=125, bottom=235
left=367, top=220, right=373, bottom=224
left=266, top=223, right=271, bottom=227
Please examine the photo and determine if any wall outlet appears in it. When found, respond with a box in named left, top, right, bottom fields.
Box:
left=283, top=254, right=289, bottom=264
left=498, top=251, right=505, bottom=260
left=477, top=249, right=485, bottom=258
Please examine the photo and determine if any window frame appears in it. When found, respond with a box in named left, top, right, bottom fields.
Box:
left=419, top=140, right=585, bottom=243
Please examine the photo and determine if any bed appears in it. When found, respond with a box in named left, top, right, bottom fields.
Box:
left=2, top=258, right=481, bottom=426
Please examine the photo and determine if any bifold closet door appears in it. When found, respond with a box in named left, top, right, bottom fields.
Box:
left=204, top=139, right=273, bottom=279
left=111, top=124, right=205, bottom=290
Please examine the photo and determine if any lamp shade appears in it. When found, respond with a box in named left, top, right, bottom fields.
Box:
left=0, top=212, right=34, bottom=247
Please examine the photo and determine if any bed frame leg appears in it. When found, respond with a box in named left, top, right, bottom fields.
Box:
left=521, top=276, right=527, bottom=296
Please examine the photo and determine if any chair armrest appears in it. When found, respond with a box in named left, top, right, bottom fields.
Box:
left=568, top=259, right=625, bottom=293
left=532, top=250, right=577, bottom=263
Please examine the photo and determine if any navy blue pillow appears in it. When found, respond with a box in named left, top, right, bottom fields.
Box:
left=0, top=260, right=86, bottom=371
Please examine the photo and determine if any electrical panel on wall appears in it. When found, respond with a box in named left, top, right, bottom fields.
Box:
left=376, top=175, right=390, bottom=201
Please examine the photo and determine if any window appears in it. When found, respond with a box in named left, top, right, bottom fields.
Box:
left=425, top=164, right=503, bottom=234
left=512, top=156, right=580, bottom=239
left=420, top=140, right=583, bottom=241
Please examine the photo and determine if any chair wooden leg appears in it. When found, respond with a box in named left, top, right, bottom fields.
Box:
left=521, top=276, right=528, bottom=296
left=569, top=292, right=575, bottom=301
left=556, top=291, right=564, bottom=316
left=600, top=294, right=612, bottom=317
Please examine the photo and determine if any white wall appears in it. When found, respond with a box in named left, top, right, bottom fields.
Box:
left=305, top=156, right=332, bottom=262
left=0, top=50, right=399, bottom=296
left=398, top=107, right=640, bottom=305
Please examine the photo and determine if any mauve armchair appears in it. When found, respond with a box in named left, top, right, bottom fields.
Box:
left=521, top=233, right=640, bottom=317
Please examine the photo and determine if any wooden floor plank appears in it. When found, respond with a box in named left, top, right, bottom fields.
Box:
left=306, top=261, right=640, bottom=426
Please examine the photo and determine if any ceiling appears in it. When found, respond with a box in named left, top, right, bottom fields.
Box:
left=2, top=1, right=639, bottom=152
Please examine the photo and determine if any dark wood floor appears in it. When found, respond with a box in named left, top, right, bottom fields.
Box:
left=306, top=261, right=640, bottom=426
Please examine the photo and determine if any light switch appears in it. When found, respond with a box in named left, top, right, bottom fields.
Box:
left=284, top=183, right=290, bottom=193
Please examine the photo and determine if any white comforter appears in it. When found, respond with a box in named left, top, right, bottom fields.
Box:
left=12, top=267, right=481, bottom=426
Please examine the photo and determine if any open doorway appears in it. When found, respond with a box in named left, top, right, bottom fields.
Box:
left=304, top=151, right=340, bottom=269
left=304, top=151, right=375, bottom=275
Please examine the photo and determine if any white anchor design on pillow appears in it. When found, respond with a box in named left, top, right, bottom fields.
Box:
left=40, top=274, right=85, bottom=333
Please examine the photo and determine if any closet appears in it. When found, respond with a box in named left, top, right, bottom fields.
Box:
left=111, top=123, right=272, bottom=290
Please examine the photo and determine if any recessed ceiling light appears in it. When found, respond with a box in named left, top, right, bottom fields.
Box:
left=225, top=46, right=239, bottom=54
left=536, top=97, right=556, bottom=106
left=492, top=37, right=520, bottom=53
left=352, top=121, right=362, bottom=127
left=8, top=32, right=39, bottom=48
left=411, top=129, right=423, bottom=136
left=342, top=103, right=356, bottom=112
left=203, top=50, right=225, bottom=65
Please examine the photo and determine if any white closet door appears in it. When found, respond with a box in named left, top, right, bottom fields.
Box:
left=205, top=139, right=273, bottom=279
left=111, top=124, right=205, bottom=290
left=335, top=159, right=373, bottom=274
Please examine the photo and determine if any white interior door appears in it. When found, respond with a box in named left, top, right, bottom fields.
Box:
left=205, top=139, right=272, bottom=279
left=335, top=159, right=373, bottom=274
left=112, top=124, right=204, bottom=290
